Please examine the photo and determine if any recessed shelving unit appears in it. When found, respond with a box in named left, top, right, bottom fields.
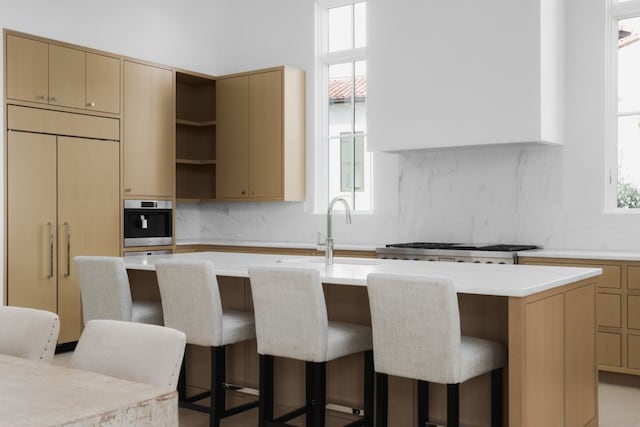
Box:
left=175, top=71, right=216, bottom=201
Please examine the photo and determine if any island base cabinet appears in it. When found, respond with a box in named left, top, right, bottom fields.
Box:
left=508, top=280, right=597, bottom=427
left=7, top=130, right=119, bottom=343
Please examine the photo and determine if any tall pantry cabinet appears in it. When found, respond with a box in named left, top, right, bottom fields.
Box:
left=6, top=109, right=120, bottom=343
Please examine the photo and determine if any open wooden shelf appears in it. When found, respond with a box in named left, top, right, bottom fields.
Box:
left=176, top=159, right=216, bottom=165
left=176, top=119, right=216, bottom=127
left=176, top=71, right=216, bottom=200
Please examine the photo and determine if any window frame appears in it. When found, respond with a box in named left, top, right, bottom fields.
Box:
left=315, top=0, right=371, bottom=213
left=607, top=0, right=640, bottom=211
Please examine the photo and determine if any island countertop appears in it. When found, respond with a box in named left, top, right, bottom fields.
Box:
left=122, top=251, right=601, bottom=298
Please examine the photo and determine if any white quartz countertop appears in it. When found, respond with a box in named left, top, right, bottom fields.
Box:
left=175, top=239, right=379, bottom=252
left=123, top=251, right=601, bottom=298
left=518, top=249, right=640, bottom=261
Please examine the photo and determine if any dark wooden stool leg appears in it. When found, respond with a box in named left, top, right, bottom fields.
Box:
left=491, top=369, right=503, bottom=427
left=306, top=362, right=314, bottom=427
left=306, top=362, right=326, bottom=427
left=210, top=346, right=225, bottom=427
left=447, top=383, right=460, bottom=427
left=178, top=352, right=187, bottom=401
left=259, top=355, right=274, bottom=427
left=363, top=350, right=374, bottom=427
left=375, top=373, right=389, bottom=427
left=417, top=380, right=429, bottom=427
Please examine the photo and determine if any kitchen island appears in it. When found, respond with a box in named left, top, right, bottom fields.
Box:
left=124, top=251, right=602, bottom=427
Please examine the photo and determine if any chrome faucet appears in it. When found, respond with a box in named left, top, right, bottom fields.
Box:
left=325, top=197, right=352, bottom=266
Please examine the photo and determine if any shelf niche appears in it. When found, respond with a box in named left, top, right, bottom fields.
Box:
left=176, top=71, right=216, bottom=201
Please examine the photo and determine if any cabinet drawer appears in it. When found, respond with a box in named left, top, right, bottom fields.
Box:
left=628, top=266, right=640, bottom=290
left=594, top=265, right=621, bottom=289
left=628, top=335, right=640, bottom=369
left=598, top=332, right=621, bottom=367
left=628, top=295, right=640, bottom=330
left=597, top=293, right=621, bottom=328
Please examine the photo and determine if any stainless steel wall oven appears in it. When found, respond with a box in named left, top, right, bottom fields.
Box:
left=123, top=200, right=172, bottom=247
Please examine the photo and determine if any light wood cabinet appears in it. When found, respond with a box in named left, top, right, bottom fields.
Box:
left=123, top=61, right=174, bottom=198
left=598, top=332, right=622, bottom=367
left=175, top=71, right=217, bottom=201
left=85, top=53, right=121, bottom=114
left=598, top=292, right=622, bottom=328
left=6, top=34, right=120, bottom=114
left=520, top=256, right=640, bottom=376
left=7, top=132, right=58, bottom=315
left=7, top=123, right=120, bottom=344
left=629, top=335, right=640, bottom=369
left=216, top=66, right=305, bottom=201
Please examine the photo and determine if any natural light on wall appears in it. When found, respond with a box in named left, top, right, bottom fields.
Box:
left=319, top=0, right=371, bottom=211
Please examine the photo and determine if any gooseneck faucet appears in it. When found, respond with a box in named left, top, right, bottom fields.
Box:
left=326, top=197, right=352, bottom=266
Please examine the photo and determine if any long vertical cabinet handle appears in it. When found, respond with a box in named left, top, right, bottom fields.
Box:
left=48, top=222, right=54, bottom=278
left=65, top=222, right=71, bottom=277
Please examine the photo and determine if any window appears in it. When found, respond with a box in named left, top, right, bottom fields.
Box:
left=317, top=0, right=371, bottom=211
left=612, top=0, right=640, bottom=208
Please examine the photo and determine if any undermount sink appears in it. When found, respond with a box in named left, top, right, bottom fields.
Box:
left=277, top=257, right=382, bottom=266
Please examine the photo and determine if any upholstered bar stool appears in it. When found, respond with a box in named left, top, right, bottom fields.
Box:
left=155, top=259, right=258, bottom=427
left=248, top=265, right=374, bottom=427
left=75, top=256, right=163, bottom=325
left=367, top=273, right=506, bottom=427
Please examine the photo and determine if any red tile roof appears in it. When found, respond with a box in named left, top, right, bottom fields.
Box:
left=329, top=76, right=366, bottom=101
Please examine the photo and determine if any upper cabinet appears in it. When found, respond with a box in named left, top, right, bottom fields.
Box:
left=367, top=0, right=564, bottom=152
left=216, top=66, right=306, bottom=201
left=6, top=34, right=120, bottom=114
left=123, top=61, right=174, bottom=199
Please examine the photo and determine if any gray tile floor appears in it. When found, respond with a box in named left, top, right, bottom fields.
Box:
left=54, top=353, right=640, bottom=426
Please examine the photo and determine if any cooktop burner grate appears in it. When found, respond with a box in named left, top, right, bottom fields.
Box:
left=385, top=242, right=538, bottom=252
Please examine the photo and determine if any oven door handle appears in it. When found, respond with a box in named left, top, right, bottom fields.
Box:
left=64, top=222, right=71, bottom=277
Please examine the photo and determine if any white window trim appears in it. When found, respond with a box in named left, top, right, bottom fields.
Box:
left=606, top=0, right=640, bottom=211
left=314, top=0, right=371, bottom=214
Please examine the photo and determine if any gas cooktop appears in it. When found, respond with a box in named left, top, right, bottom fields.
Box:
left=385, top=242, right=539, bottom=252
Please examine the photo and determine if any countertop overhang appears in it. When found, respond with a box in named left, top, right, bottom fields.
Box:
left=123, top=251, right=601, bottom=298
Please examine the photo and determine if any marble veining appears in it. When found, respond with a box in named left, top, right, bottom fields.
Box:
left=398, top=145, right=566, bottom=248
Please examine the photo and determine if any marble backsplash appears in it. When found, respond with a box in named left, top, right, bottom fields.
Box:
left=397, top=144, right=564, bottom=247
left=397, top=144, right=640, bottom=252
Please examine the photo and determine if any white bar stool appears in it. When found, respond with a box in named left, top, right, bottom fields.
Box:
left=75, top=256, right=163, bottom=326
left=155, top=259, right=258, bottom=427
left=367, top=273, right=506, bottom=427
left=249, top=265, right=374, bottom=427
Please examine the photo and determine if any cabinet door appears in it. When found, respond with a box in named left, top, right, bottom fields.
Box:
left=57, top=137, right=120, bottom=343
left=123, top=61, right=174, bottom=197
left=49, top=44, right=86, bottom=109
left=86, top=53, right=120, bottom=114
left=216, top=75, right=249, bottom=198
left=7, top=132, right=57, bottom=313
left=6, top=35, right=48, bottom=104
left=249, top=70, right=283, bottom=198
